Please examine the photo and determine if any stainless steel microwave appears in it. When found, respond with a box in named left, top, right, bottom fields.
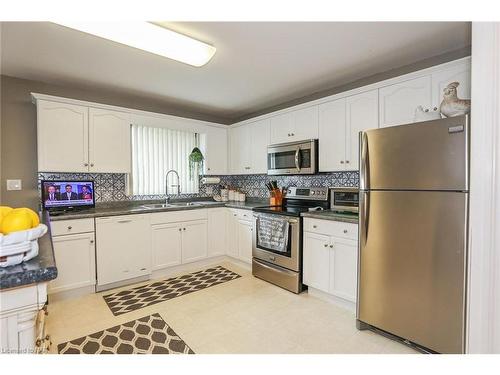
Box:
left=330, top=187, right=359, bottom=213
left=267, top=139, right=318, bottom=175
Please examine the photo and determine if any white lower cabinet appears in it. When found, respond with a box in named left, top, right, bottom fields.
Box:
left=303, top=218, right=358, bottom=304
left=50, top=232, right=96, bottom=293
left=95, top=214, right=151, bottom=287
left=208, top=208, right=227, bottom=257
left=181, top=220, right=208, bottom=263
left=226, top=209, right=253, bottom=264
left=49, top=218, right=96, bottom=294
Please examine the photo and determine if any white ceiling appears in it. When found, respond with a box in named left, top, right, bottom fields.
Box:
left=1, top=22, right=471, bottom=123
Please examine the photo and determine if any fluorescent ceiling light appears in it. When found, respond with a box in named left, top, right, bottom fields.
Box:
left=53, top=21, right=216, bottom=67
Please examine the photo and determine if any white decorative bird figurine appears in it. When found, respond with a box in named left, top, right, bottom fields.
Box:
left=439, top=81, right=471, bottom=117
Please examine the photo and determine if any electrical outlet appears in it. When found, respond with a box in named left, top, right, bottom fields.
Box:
left=6, top=179, right=22, bottom=191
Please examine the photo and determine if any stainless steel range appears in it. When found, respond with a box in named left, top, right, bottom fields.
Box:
left=252, top=187, right=330, bottom=293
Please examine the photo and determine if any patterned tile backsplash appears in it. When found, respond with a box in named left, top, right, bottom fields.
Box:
left=38, top=171, right=359, bottom=203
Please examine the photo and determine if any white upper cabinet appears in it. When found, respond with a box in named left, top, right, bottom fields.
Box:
left=379, top=75, right=432, bottom=128
left=204, top=127, right=228, bottom=175
left=346, top=90, right=379, bottom=169
left=250, top=119, right=271, bottom=174
left=431, top=60, right=471, bottom=108
left=270, top=106, right=318, bottom=144
left=88, top=108, right=131, bottom=173
left=318, top=98, right=346, bottom=172
left=37, top=100, right=89, bottom=172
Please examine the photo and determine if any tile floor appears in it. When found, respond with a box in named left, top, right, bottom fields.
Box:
left=46, top=261, right=418, bottom=354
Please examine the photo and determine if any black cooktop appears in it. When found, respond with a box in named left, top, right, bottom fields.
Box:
left=253, top=204, right=328, bottom=217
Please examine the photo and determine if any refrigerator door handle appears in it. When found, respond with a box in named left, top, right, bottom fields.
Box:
left=359, top=131, right=369, bottom=190
left=361, top=191, right=370, bottom=246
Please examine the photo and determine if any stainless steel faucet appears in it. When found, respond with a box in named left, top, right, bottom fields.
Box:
left=165, top=169, right=181, bottom=204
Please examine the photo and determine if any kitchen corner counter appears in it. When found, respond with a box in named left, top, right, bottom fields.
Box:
left=0, top=213, right=58, bottom=290
left=301, top=210, right=359, bottom=224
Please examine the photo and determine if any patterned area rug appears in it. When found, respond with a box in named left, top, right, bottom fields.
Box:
left=103, top=265, right=241, bottom=316
left=58, top=313, right=194, bottom=354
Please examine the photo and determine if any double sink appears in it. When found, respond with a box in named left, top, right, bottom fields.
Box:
left=140, top=201, right=221, bottom=210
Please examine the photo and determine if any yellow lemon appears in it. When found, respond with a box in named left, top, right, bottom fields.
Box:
left=0, top=206, right=13, bottom=233
left=11, top=208, right=40, bottom=228
left=1, top=210, right=33, bottom=234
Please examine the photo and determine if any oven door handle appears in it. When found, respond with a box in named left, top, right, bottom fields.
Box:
left=294, top=147, right=301, bottom=172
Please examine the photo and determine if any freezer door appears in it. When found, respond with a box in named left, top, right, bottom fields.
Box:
left=357, top=191, right=467, bottom=353
left=359, top=116, right=469, bottom=191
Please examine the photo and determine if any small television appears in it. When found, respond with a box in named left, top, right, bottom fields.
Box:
left=41, top=180, right=95, bottom=211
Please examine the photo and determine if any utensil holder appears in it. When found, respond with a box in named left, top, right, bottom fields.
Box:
left=269, top=189, right=283, bottom=206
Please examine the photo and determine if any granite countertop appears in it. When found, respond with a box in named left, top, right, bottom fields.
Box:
left=0, top=212, right=58, bottom=290
left=48, top=198, right=270, bottom=221
left=301, top=210, right=359, bottom=224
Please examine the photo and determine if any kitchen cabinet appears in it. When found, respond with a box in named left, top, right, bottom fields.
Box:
left=181, top=220, right=208, bottom=263
left=303, top=232, right=330, bottom=291
left=37, top=100, right=131, bottom=173
left=95, top=214, right=151, bottom=287
left=226, top=209, right=253, bottom=263
left=152, top=223, right=182, bottom=270
left=318, top=98, right=346, bottom=171
left=270, top=106, right=318, bottom=144
left=208, top=208, right=227, bottom=257
left=204, top=127, right=228, bottom=175
left=346, top=90, right=379, bottom=169
left=88, top=108, right=131, bottom=173
left=303, top=218, right=358, bottom=303
left=379, top=76, right=432, bottom=128
left=48, top=218, right=96, bottom=294
left=37, top=100, right=89, bottom=172
left=250, top=119, right=271, bottom=174
left=50, top=232, right=96, bottom=294
left=318, top=90, right=378, bottom=171
left=237, top=220, right=253, bottom=264
left=229, top=124, right=251, bottom=174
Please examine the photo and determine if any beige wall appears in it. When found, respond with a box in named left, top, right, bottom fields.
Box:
left=0, top=75, right=228, bottom=210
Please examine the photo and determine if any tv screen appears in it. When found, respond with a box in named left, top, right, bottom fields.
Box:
left=41, top=180, right=95, bottom=210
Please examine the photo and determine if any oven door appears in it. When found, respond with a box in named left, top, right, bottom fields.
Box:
left=252, top=214, right=301, bottom=272
left=267, top=140, right=317, bottom=175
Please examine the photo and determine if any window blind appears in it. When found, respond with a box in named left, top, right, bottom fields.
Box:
left=131, top=124, right=199, bottom=195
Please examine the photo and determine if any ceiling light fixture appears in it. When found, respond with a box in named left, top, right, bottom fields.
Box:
left=53, top=21, right=216, bottom=67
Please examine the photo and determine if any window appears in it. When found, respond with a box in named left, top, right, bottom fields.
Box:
left=131, top=124, right=201, bottom=195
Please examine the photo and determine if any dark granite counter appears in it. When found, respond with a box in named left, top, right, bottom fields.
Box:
left=301, top=210, right=359, bottom=224
left=48, top=198, right=269, bottom=221
left=0, top=213, right=57, bottom=290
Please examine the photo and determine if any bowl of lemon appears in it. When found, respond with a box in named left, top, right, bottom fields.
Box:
left=0, top=206, right=48, bottom=267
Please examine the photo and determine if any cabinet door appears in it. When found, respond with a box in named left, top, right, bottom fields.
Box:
left=37, top=100, right=89, bottom=172
left=250, top=119, right=271, bottom=174
left=303, top=232, right=330, bottom=292
left=204, top=127, right=228, bottom=175
left=379, top=76, right=432, bottom=128
left=88, top=108, right=131, bottom=173
left=346, top=90, right=379, bottom=170
left=237, top=220, right=253, bottom=264
left=329, top=237, right=358, bottom=302
left=270, top=112, right=293, bottom=144
left=96, top=214, right=151, bottom=286
left=208, top=208, right=227, bottom=257
left=181, top=220, right=208, bottom=263
left=292, top=106, right=319, bottom=141
left=431, top=61, right=471, bottom=108
left=226, top=210, right=239, bottom=258
left=49, top=232, right=95, bottom=293
left=318, top=99, right=346, bottom=171
left=151, top=223, right=182, bottom=270
left=229, top=125, right=251, bottom=174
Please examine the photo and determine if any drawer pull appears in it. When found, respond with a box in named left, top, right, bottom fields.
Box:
left=329, top=244, right=334, bottom=248
left=140, top=268, right=147, bottom=271
left=90, top=240, right=94, bottom=244
left=117, top=220, right=132, bottom=223
left=313, top=225, right=317, bottom=228
left=183, top=228, right=186, bottom=231
left=324, top=244, right=328, bottom=248
left=178, top=228, right=182, bottom=232
left=343, top=229, right=348, bottom=233
left=67, top=226, right=72, bottom=230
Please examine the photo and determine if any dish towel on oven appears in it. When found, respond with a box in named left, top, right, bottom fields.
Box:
left=256, top=214, right=289, bottom=253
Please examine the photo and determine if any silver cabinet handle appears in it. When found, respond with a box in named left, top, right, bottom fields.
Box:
left=67, top=226, right=72, bottom=230
left=117, top=219, right=132, bottom=223
left=84, top=163, right=89, bottom=166
left=313, top=225, right=317, bottom=228
left=291, top=133, right=295, bottom=136
left=90, top=163, right=94, bottom=167
left=324, top=244, right=328, bottom=248
left=345, top=160, right=350, bottom=164
left=183, top=228, right=186, bottom=231
left=140, top=268, right=147, bottom=271
left=329, top=244, right=334, bottom=248
left=178, top=228, right=182, bottom=232
left=433, top=107, right=438, bottom=111
left=90, top=240, right=94, bottom=244
left=340, top=160, right=344, bottom=164
left=343, top=229, right=348, bottom=234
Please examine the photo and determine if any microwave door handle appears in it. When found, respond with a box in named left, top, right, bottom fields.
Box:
left=294, top=147, right=301, bottom=172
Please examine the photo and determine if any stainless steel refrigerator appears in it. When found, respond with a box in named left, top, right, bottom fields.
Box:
left=357, top=115, right=469, bottom=354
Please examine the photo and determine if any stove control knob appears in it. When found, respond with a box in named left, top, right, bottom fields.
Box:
left=311, top=191, right=315, bottom=195
left=322, top=191, right=326, bottom=195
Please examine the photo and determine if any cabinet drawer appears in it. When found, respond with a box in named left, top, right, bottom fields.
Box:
left=150, top=209, right=207, bottom=225
left=228, top=208, right=253, bottom=222
left=304, top=218, right=357, bottom=240
left=51, top=218, right=95, bottom=236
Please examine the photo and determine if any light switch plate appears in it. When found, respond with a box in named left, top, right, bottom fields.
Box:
left=6, top=179, right=22, bottom=191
